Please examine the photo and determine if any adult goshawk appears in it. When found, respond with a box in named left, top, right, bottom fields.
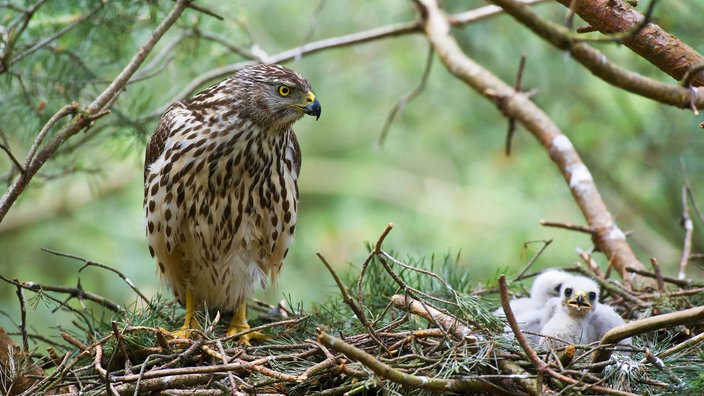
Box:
left=144, top=64, right=321, bottom=342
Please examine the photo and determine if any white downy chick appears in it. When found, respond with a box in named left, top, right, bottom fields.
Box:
left=540, top=275, right=599, bottom=349
left=495, top=269, right=571, bottom=341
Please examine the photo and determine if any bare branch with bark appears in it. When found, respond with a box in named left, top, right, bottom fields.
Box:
left=413, top=0, right=647, bottom=281
left=553, top=0, right=704, bottom=86
left=488, top=0, right=704, bottom=110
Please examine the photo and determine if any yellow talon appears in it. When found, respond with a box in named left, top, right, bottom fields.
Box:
left=227, top=303, right=268, bottom=345
left=163, top=289, right=200, bottom=339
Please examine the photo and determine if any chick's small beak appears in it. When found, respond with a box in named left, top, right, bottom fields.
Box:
left=303, top=91, right=321, bottom=120
left=566, top=290, right=592, bottom=311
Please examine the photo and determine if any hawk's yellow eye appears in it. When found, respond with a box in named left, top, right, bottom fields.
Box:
left=278, top=85, right=291, bottom=97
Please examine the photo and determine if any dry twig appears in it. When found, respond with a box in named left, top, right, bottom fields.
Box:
left=678, top=185, right=694, bottom=280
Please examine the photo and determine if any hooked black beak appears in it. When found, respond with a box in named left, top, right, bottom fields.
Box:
left=303, top=97, right=321, bottom=120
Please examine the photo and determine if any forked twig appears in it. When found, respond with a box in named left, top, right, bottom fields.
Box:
left=505, top=53, right=529, bottom=155
left=41, top=248, right=155, bottom=311
left=513, top=239, right=553, bottom=281
left=316, top=252, right=389, bottom=353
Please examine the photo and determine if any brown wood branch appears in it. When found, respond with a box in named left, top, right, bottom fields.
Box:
left=488, top=0, right=704, bottom=110
left=413, top=0, right=648, bottom=281
left=658, top=330, right=704, bottom=360
left=577, top=248, right=606, bottom=278
left=61, top=332, right=88, bottom=351
left=20, top=351, right=73, bottom=395
left=496, top=275, right=543, bottom=395
left=316, top=329, right=501, bottom=394
left=626, top=266, right=704, bottom=288
left=111, top=358, right=296, bottom=383
left=389, top=294, right=478, bottom=344
left=650, top=257, right=665, bottom=292
left=554, top=0, right=704, bottom=86
left=591, top=305, right=704, bottom=368
left=95, top=373, right=227, bottom=396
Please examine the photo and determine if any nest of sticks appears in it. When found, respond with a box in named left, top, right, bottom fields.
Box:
left=1, top=224, right=704, bottom=395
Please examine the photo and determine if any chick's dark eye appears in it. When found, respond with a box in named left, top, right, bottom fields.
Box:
left=278, top=85, right=291, bottom=97
left=564, top=288, right=572, bottom=298
left=588, top=292, right=597, bottom=301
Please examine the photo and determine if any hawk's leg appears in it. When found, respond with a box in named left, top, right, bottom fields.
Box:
left=172, top=289, right=199, bottom=338
left=226, top=303, right=267, bottom=345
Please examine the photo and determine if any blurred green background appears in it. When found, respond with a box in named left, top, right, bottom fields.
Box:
left=1, top=0, right=703, bottom=332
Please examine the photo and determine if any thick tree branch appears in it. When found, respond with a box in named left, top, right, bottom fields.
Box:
left=591, top=305, right=704, bottom=367
left=488, top=0, right=704, bottom=110
left=142, top=1, right=701, bottom=131
left=554, top=0, right=704, bottom=87
left=413, top=0, right=647, bottom=281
